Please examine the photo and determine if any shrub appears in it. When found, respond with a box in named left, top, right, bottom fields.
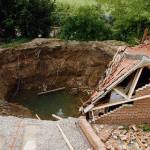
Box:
left=60, top=6, right=111, bottom=41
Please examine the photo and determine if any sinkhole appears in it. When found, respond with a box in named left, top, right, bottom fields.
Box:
left=8, top=89, right=81, bottom=120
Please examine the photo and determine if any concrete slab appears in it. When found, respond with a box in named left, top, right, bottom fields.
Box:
left=0, top=116, right=91, bottom=150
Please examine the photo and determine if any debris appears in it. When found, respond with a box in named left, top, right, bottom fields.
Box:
left=131, top=125, right=138, bottom=132
left=35, top=114, right=41, bottom=120
left=118, top=126, right=124, bottom=130
left=92, top=124, right=150, bottom=150
left=52, top=114, right=63, bottom=120
left=79, top=116, right=106, bottom=150
left=99, top=125, right=104, bottom=129
left=135, top=134, right=145, bottom=150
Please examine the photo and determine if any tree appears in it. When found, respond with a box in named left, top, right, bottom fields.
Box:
left=60, top=6, right=111, bottom=41
left=0, top=0, right=55, bottom=39
left=97, top=0, right=150, bottom=43
left=0, top=0, right=17, bottom=39
left=17, top=0, right=55, bottom=37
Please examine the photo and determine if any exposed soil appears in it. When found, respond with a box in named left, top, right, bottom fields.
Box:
left=0, top=38, right=126, bottom=117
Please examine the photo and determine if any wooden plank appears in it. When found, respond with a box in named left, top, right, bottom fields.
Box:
left=113, top=87, right=130, bottom=100
left=38, top=87, right=65, bottom=95
left=79, top=116, right=106, bottom=150
left=91, top=111, right=95, bottom=123
left=83, top=104, right=94, bottom=113
left=124, top=79, right=133, bottom=93
left=52, top=114, right=63, bottom=120
left=92, top=94, right=150, bottom=111
left=57, top=124, right=74, bottom=150
left=128, top=68, right=143, bottom=98
left=35, top=114, right=41, bottom=120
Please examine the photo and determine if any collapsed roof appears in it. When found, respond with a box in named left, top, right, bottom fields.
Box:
left=81, top=38, right=150, bottom=113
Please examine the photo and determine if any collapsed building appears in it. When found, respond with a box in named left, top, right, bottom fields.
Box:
left=80, top=38, right=150, bottom=125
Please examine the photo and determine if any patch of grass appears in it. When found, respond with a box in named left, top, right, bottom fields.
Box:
left=140, top=124, right=150, bottom=132
left=0, top=37, right=31, bottom=48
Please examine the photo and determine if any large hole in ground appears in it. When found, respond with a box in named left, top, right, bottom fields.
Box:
left=0, top=39, right=116, bottom=119
left=8, top=89, right=81, bottom=120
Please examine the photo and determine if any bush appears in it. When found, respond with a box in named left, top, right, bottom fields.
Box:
left=60, top=6, right=111, bottom=41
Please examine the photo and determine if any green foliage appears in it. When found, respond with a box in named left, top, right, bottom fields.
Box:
left=0, top=0, right=55, bottom=40
left=1, top=0, right=150, bottom=43
left=17, top=0, right=55, bottom=38
left=53, top=0, right=98, bottom=26
left=59, top=6, right=111, bottom=41
left=97, top=0, right=150, bottom=44
left=0, top=0, right=17, bottom=38
left=140, top=124, right=150, bottom=132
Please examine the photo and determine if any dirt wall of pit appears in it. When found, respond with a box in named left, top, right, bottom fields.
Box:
left=0, top=39, right=126, bottom=100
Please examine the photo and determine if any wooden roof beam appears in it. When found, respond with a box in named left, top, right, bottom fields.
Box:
left=92, top=95, right=150, bottom=111
left=113, top=87, right=130, bottom=100
left=128, top=68, right=143, bottom=98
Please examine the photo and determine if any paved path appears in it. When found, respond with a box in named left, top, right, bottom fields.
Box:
left=0, top=116, right=91, bottom=150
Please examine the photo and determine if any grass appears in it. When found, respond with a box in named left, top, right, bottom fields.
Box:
left=140, top=124, right=150, bottom=132
left=0, top=37, right=31, bottom=48
left=56, top=0, right=97, bottom=7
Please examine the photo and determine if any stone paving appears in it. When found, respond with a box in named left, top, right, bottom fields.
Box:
left=0, top=116, right=91, bottom=150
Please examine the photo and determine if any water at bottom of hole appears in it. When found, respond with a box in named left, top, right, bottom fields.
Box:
left=11, top=90, right=81, bottom=120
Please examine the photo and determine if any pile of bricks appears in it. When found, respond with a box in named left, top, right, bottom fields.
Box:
left=92, top=124, right=150, bottom=150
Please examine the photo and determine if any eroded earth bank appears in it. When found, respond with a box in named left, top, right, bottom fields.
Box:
left=0, top=39, right=125, bottom=117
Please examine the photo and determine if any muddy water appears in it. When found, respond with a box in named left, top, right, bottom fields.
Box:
left=11, top=90, right=81, bottom=120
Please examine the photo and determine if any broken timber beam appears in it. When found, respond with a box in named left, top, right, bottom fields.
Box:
left=38, top=87, right=65, bottom=95
left=128, top=68, right=143, bottom=98
left=113, top=87, right=130, bottom=100
left=35, top=114, right=41, bottom=120
left=92, top=94, right=150, bottom=111
left=52, top=114, right=63, bottom=120
left=79, top=116, right=106, bottom=150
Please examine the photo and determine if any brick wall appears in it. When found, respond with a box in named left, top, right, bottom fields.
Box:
left=95, top=86, right=150, bottom=125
